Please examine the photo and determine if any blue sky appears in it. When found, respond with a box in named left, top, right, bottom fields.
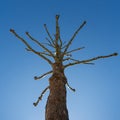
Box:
left=0, top=0, right=120, bottom=120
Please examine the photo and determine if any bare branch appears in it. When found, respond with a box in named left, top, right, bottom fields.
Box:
left=59, top=37, right=63, bottom=48
left=44, top=24, right=55, bottom=45
left=33, top=86, right=49, bottom=107
left=66, top=81, right=75, bottom=92
left=62, top=21, right=86, bottom=57
left=68, top=58, right=80, bottom=62
left=63, top=57, right=94, bottom=65
left=66, top=47, right=85, bottom=55
left=53, top=15, right=63, bottom=49
left=10, top=29, right=53, bottom=65
left=26, top=47, right=52, bottom=57
left=42, top=42, right=55, bottom=48
left=61, top=41, right=67, bottom=49
left=64, top=52, right=118, bottom=68
left=83, top=62, right=95, bottom=65
left=39, top=52, right=52, bottom=57
left=46, top=37, right=55, bottom=48
left=54, top=15, right=62, bottom=60
left=63, top=57, right=71, bottom=62
left=55, top=15, right=60, bottom=42
left=26, top=32, right=55, bottom=59
left=25, top=48, right=31, bottom=51
left=34, top=70, right=53, bottom=80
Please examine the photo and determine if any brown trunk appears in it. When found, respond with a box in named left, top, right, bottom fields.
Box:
left=45, top=63, right=69, bottom=120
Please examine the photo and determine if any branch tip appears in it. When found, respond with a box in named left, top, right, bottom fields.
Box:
left=25, top=32, right=29, bottom=35
left=66, top=82, right=76, bottom=92
left=56, top=15, right=60, bottom=19
left=113, top=52, right=118, bottom=56
left=10, top=29, right=15, bottom=33
left=34, top=76, right=38, bottom=80
left=44, top=24, right=46, bottom=26
left=33, top=103, right=37, bottom=107
left=84, top=21, right=87, bottom=24
left=33, top=86, right=49, bottom=106
left=64, top=52, right=118, bottom=68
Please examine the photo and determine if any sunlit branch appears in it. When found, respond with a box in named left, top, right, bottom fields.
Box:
left=64, top=52, right=118, bottom=68
left=34, top=70, right=53, bottom=80
left=62, top=21, right=86, bottom=57
left=10, top=29, right=52, bottom=65
left=25, top=32, right=55, bottom=59
left=33, top=86, right=49, bottom=107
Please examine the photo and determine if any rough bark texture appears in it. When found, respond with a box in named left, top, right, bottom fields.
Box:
left=45, top=63, right=69, bottom=120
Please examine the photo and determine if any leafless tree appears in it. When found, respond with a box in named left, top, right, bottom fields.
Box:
left=10, top=15, right=118, bottom=120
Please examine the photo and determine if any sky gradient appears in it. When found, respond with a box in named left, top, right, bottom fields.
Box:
left=0, top=0, right=120, bottom=120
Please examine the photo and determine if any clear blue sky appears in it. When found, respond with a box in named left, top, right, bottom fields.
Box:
left=0, top=0, right=120, bottom=120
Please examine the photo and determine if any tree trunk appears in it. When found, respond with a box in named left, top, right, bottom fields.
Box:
left=45, top=63, right=69, bottom=120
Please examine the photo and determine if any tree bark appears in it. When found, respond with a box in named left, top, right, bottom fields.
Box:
left=45, top=63, right=69, bottom=120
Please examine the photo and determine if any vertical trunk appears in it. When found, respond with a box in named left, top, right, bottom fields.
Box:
left=45, top=63, right=69, bottom=120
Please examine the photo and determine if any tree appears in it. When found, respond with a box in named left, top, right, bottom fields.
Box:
left=10, top=15, right=118, bottom=120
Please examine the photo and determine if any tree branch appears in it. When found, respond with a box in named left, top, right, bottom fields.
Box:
left=69, top=58, right=94, bottom=64
left=54, top=15, right=62, bottom=61
left=55, top=15, right=60, bottom=42
left=66, top=47, right=85, bottom=55
left=64, top=52, right=118, bottom=68
left=59, top=36, right=63, bottom=48
left=26, top=32, right=55, bottom=58
left=44, top=24, right=55, bottom=46
left=62, top=21, right=86, bottom=57
left=33, top=86, right=49, bottom=107
left=10, top=29, right=53, bottom=65
left=39, top=51, right=52, bottom=57
left=63, top=57, right=71, bottom=62
left=26, top=47, right=52, bottom=57
left=66, top=81, right=75, bottom=92
left=45, top=37, right=55, bottom=48
left=34, top=70, right=53, bottom=80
